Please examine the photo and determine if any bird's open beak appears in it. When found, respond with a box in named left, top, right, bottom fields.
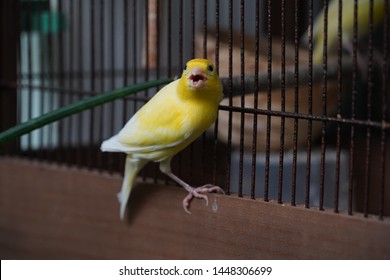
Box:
left=188, top=67, right=207, bottom=89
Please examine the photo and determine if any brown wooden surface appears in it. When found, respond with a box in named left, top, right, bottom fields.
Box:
left=1, top=157, right=390, bottom=259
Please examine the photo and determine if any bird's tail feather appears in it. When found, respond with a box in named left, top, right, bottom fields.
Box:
left=118, top=156, right=147, bottom=220
left=101, top=135, right=127, bottom=152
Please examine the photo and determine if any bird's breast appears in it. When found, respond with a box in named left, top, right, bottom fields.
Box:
left=180, top=98, right=219, bottom=137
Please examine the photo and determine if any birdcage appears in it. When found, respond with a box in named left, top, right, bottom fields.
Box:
left=0, top=0, right=389, bottom=259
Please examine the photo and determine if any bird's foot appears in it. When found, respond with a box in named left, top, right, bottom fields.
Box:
left=182, top=184, right=225, bottom=214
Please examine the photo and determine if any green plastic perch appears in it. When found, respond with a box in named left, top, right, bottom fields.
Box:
left=0, top=79, right=172, bottom=145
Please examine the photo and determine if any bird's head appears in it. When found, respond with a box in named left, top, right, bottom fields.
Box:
left=178, top=58, right=223, bottom=104
left=181, top=58, right=221, bottom=90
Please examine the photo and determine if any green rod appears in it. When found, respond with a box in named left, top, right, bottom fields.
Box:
left=0, top=78, right=172, bottom=145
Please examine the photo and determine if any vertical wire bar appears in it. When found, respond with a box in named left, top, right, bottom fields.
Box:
left=122, top=0, right=129, bottom=99
left=277, top=0, right=286, bottom=204
left=162, top=0, right=172, bottom=186
left=348, top=0, right=359, bottom=215
left=225, top=0, right=233, bottom=195
left=68, top=2, right=77, bottom=164
left=238, top=0, right=245, bottom=197
left=111, top=0, right=115, bottom=91
left=77, top=0, right=84, bottom=167
left=334, top=0, right=343, bottom=213
left=214, top=0, right=220, bottom=71
left=144, top=0, right=149, bottom=97
left=212, top=0, right=220, bottom=185
left=123, top=0, right=128, bottom=95
left=133, top=0, right=138, bottom=116
left=47, top=1, right=55, bottom=162
left=123, top=0, right=128, bottom=97
left=201, top=0, right=208, bottom=184
left=97, top=0, right=104, bottom=170
left=156, top=0, right=160, bottom=80
left=179, top=0, right=183, bottom=70
left=120, top=0, right=129, bottom=172
left=88, top=0, right=96, bottom=169
left=363, top=0, right=374, bottom=217
left=67, top=0, right=75, bottom=165
left=291, top=0, right=299, bottom=206
left=144, top=0, right=150, bottom=182
left=57, top=0, right=65, bottom=163
left=58, top=1, right=66, bottom=162
left=144, top=0, right=149, bottom=103
left=43, top=1, right=50, bottom=159
left=144, top=0, right=149, bottom=88
left=155, top=0, right=160, bottom=182
left=108, top=0, right=116, bottom=173
left=264, top=0, right=272, bottom=202
left=47, top=1, right=56, bottom=161
left=189, top=0, right=195, bottom=183
left=191, top=0, right=195, bottom=58
left=167, top=0, right=172, bottom=77
left=38, top=0, right=45, bottom=160
left=26, top=0, right=33, bottom=156
left=319, top=0, right=329, bottom=211
left=305, top=0, right=314, bottom=208
left=250, top=0, right=260, bottom=200
left=44, top=1, right=51, bottom=158
left=379, top=0, right=389, bottom=220
left=37, top=1, right=43, bottom=157
left=178, top=0, right=183, bottom=179
left=165, top=0, right=172, bottom=185
left=202, top=0, right=207, bottom=59
left=16, top=0, right=22, bottom=156
left=45, top=0, right=53, bottom=161
left=133, top=0, right=137, bottom=88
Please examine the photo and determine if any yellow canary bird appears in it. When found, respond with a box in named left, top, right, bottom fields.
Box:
left=101, top=58, right=224, bottom=219
left=309, top=0, right=385, bottom=64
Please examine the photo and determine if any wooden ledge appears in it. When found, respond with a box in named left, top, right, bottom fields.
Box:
left=1, top=157, right=389, bottom=259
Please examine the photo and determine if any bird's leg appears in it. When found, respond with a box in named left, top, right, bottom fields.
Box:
left=160, top=159, right=224, bottom=213
left=163, top=171, right=224, bottom=214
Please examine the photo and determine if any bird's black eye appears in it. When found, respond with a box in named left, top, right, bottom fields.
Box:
left=208, top=65, right=214, bottom=72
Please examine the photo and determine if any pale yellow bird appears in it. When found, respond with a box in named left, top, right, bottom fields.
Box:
left=310, top=0, right=385, bottom=64
left=101, top=58, right=224, bottom=219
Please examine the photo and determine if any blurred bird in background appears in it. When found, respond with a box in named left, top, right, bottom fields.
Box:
left=101, top=58, right=224, bottom=220
left=306, top=0, right=387, bottom=121
left=304, top=0, right=385, bottom=64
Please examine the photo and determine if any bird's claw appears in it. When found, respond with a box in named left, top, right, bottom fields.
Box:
left=182, top=184, right=225, bottom=214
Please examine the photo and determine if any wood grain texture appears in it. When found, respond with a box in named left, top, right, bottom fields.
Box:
left=0, top=157, right=389, bottom=259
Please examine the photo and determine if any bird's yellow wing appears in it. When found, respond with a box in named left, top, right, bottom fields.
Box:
left=119, top=80, right=193, bottom=144
left=101, top=80, right=201, bottom=159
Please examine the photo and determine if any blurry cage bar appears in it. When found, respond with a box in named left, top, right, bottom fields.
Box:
left=0, top=0, right=389, bottom=219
